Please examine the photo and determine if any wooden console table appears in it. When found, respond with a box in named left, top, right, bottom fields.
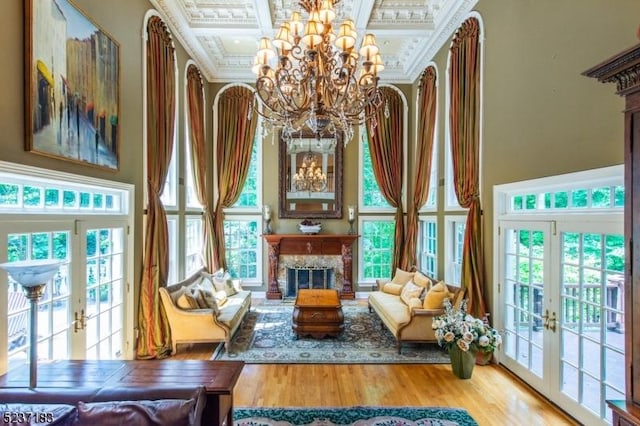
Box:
left=262, top=234, right=358, bottom=300
left=0, top=360, right=244, bottom=426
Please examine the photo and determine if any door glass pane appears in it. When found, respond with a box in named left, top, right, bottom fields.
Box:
left=559, top=231, right=625, bottom=420
left=84, top=227, right=124, bottom=360
left=6, top=231, right=71, bottom=370
left=503, top=227, right=544, bottom=377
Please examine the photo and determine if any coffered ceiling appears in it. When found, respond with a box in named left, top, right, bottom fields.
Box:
left=148, top=0, right=478, bottom=84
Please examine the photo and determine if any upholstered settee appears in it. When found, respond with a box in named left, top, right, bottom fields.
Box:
left=0, top=385, right=206, bottom=425
left=368, top=268, right=463, bottom=353
left=159, top=268, right=251, bottom=354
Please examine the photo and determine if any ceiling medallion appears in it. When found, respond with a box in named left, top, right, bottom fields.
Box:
left=252, top=0, right=384, bottom=146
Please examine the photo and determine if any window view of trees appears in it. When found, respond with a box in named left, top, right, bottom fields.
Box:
left=232, top=138, right=259, bottom=208
left=512, top=186, right=624, bottom=211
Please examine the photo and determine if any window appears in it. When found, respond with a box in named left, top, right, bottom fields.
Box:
left=360, top=133, right=392, bottom=210
left=231, top=135, right=260, bottom=209
left=359, top=217, right=396, bottom=282
left=423, top=140, right=438, bottom=210
left=0, top=161, right=134, bottom=375
left=419, top=217, right=437, bottom=277
left=357, top=85, right=407, bottom=285
left=444, top=216, right=466, bottom=285
left=165, top=215, right=178, bottom=285
left=216, top=84, right=263, bottom=284
left=184, top=138, right=200, bottom=209
left=223, top=217, right=260, bottom=282
left=185, top=216, right=203, bottom=277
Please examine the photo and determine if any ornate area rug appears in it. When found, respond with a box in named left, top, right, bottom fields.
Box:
left=213, top=303, right=450, bottom=364
left=233, top=406, right=478, bottom=426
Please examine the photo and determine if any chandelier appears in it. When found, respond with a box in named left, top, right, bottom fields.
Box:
left=293, top=151, right=327, bottom=192
left=252, top=0, right=384, bottom=145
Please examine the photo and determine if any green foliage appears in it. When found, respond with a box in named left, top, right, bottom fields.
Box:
left=224, top=220, right=258, bottom=279
left=361, top=138, right=390, bottom=208
left=554, top=192, right=568, bottom=208
left=233, top=138, right=259, bottom=208
left=23, top=186, right=41, bottom=206
left=362, top=220, right=395, bottom=279
left=0, top=184, right=18, bottom=205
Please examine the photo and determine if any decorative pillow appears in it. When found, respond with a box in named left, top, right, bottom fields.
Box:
left=400, top=280, right=425, bottom=306
left=382, top=282, right=404, bottom=295
left=75, top=398, right=198, bottom=425
left=199, top=288, right=219, bottom=314
left=214, top=289, right=228, bottom=307
left=176, top=293, right=199, bottom=310
left=390, top=268, right=415, bottom=285
left=191, top=288, right=209, bottom=310
left=231, top=279, right=244, bottom=292
left=211, top=268, right=226, bottom=279
left=423, top=281, right=451, bottom=309
left=223, top=280, right=238, bottom=297
left=413, top=271, right=434, bottom=290
left=213, top=277, right=238, bottom=297
left=407, top=297, right=423, bottom=311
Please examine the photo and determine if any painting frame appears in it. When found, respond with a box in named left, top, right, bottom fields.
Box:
left=25, top=0, right=120, bottom=171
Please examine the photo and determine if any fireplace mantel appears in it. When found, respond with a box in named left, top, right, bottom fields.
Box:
left=262, top=234, right=359, bottom=299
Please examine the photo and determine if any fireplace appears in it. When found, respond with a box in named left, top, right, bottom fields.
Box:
left=262, top=234, right=358, bottom=300
left=286, top=267, right=335, bottom=298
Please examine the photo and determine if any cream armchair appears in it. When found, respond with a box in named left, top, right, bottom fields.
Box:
left=159, top=268, right=251, bottom=354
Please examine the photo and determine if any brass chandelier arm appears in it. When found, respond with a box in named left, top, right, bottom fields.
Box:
left=252, top=0, right=383, bottom=144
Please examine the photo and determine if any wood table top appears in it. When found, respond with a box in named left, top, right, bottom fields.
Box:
left=295, top=289, right=341, bottom=308
left=0, top=359, right=245, bottom=394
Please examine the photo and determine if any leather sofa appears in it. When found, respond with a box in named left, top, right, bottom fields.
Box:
left=159, top=268, right=251, bottom=354
left=368, top=269, right=463, bottom=353
left=0, top=385, right=206, bottom=425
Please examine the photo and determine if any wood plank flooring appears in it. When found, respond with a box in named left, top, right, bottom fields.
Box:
left=172, top=343, right=578, bottom=426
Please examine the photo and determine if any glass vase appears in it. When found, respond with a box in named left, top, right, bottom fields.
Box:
left=448, top=345, right=475, bottom=379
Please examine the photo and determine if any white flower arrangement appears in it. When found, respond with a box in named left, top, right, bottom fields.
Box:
left=432, top=298, right=502, bottom=354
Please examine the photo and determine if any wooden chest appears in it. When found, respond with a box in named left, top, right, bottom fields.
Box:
left=292, top=289, right=344, bottom=339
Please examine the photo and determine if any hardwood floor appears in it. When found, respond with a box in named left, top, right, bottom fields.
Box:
left=172, top=343, right=578, bottom=425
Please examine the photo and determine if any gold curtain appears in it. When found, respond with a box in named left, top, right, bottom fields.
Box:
left=186, top=64, right=216, bottom=272
left=365, top=86, right=405, bottom=272
left=402, top=67, right=437, bottom=270
left=136, top=15, right=176, bottom=359
left=448, top=17, right=487, bottom=318
left=211, top=86, right=258, bottom=269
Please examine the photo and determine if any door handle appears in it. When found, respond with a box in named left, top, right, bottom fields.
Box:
left=548, top=311, right=557, bottom=332
left=73, top=309, right=85, bottom=333
left=541, top=309, right=550, bottom=329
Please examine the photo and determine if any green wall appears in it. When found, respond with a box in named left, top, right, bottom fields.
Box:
left=420, top=0, right=640, bottom=310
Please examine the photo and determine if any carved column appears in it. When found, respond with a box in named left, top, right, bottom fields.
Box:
left=340, top=240, right=355, bottom=299
left=266, top=240, right=282, bottom=299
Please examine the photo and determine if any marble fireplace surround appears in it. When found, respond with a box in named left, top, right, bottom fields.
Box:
left=262, top=234, right=358, bottom=299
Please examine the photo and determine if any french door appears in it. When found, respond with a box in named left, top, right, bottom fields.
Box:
left=498, top=217, right=624, bottom=425
left=1, top=217, right=131, bottom=370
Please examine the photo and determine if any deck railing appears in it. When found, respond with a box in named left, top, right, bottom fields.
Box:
left=515, top=275, right=624, bottom=332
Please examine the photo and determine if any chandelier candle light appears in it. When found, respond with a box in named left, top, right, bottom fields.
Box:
left=293, top=151, right=327, bottom=192
left=253, top=0, right=384, bottom=144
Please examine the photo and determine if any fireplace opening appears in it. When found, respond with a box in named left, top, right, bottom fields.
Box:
left=286, top=267, right=334, bottom=298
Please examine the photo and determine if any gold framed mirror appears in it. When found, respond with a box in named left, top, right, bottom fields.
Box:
left=278, top=130, right=343, bottom=219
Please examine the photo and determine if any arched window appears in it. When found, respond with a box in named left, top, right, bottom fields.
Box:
left=213, top=83, right=263, bottom=284
left=357, top=84, right=408, bottom=284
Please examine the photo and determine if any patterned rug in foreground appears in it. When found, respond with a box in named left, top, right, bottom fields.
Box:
left=233, top=406, right=479, bottom=426
left=213, top=303, right=450, bottom=364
